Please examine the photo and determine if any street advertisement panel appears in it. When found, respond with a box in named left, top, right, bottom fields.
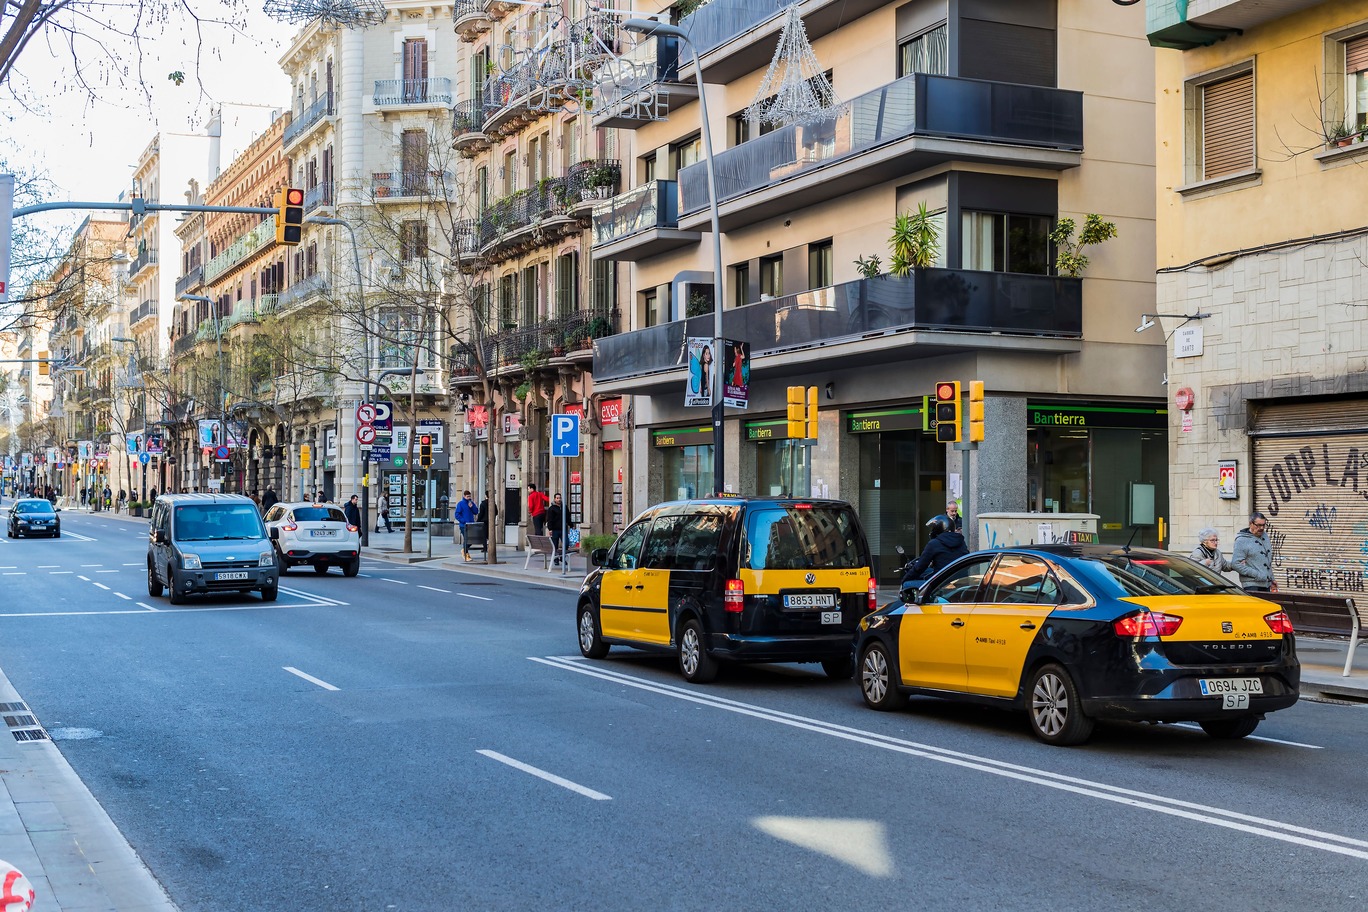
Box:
left=723, top=339, right=749, bottom=410
left=146, top=434, right=164, bottom=456
left=228, top=420, right=249, bottom=449
left=197, top=419, right=222, bottom=448
left=77, top=440, right=93, bottom=460
left=125, top=436, right=139, bottom=455
left=684, top=337, right=712, bottom=408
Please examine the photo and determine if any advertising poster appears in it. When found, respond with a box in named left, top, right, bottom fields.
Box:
left=684, top=337, right=712, bottom=408
left=197, top=419, right=222, bottom=448
left=228, top=420, right=249, bottom=449
left=723, top=339, right=750, bottom=410
left=126, top=436, right=138, bottom=455
left=146, top=434, right=164, bottom=456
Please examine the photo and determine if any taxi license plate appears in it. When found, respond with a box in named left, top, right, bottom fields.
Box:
left=215, top=571, right=250, bottom=581
left=311, top=530, right=338, bottom=538
left=1199, top=677, right=1263, bottom=704
left=820, top=611, right=842, bottom=625
left=783, top=593, right=835, bottom=609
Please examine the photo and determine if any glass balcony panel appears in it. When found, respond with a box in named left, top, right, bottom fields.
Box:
left=677, top=0, right=785, bottom=60
left=592, top=180, right=678, bottom=246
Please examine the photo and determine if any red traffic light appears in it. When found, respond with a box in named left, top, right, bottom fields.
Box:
left=419, top=434, right=432, bottom=445
left=286, top=187, right=304, bottom=206
left=935, top=382, right=957, bottom=401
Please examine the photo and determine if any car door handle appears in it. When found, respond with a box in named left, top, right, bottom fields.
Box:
left=634, top=584, right=644, bottom=590
left=623, top=584, right=633, bottom=590
left=1020, top=621, right=1037, bottom=630
left=950, top=618, right=965, bottom=628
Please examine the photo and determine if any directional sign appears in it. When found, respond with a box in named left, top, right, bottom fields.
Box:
left=356, top=424, right=377, bottom=445
left=551, top=413, right=580, bottom=457
left=138, top=452, right=150, bottom=465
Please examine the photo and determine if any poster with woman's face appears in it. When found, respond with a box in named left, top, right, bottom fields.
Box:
left=684, top=337, right=712, bottom=408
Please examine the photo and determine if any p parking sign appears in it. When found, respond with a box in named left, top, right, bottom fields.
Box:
left=551, top=414, right=579, bottom=457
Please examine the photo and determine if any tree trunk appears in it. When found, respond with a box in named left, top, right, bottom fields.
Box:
left=402, top=358, right=419, bottom=553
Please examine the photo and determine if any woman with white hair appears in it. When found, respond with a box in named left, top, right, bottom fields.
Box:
left=1190, top=527, right=1230, bottom=573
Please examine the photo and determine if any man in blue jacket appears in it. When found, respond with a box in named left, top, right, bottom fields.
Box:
left=902, top=514, right=969, bottom=583
left=454, top=490, right=479, bottom=562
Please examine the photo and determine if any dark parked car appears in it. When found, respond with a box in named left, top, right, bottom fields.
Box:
left=7, top=498, right=60, bottom=538
left=855, top=545, right=1299, bottom=745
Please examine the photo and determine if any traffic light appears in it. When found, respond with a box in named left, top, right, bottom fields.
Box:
left=275, top=187, right=305, bottom=246
left=968, top=380, right=985, bottom=443
left=38, top=351, right=48, bottom=376
left=418, top=433, right=434, bottom=468
left=787, top=386, right=805, bottom=438
left=300, top=444, right=311, bottom=469
left=805, top=385, right=819, bottom=441
left=934, top=381, right=961, bottom=444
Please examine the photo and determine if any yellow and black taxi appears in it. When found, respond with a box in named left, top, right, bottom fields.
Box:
left=855, top=545, right=1299, bottom=745
left=577, top=497, right=876, bottom=683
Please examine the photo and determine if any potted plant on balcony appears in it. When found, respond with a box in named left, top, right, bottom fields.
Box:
left=587, top=164, right=618, bottom=199
left=373, top=172, right=393, bottom=198
left=1327, top=120, right=1357, bottom=147
left=1050, top=213, right=1117, bottom=278
left=888, top=203, right=940, bottom=276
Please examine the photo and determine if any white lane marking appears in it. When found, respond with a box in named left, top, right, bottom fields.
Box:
left=93, top=583, right=110, bottom=591
left=2, top=572, right=23, bottom=576
left=476, top=749, right=611, bottom=801
left=1169, top=722, right=1322, bottom=750
left=0, top=603, right=330, bottom=617
left=36, top=565, right=59, bottom=569
left=284, top=666, right=339, bottom=691
left=61, top=530, right=97, bottom=541
left=277, top=586, right=347, bottom=606
left=0, top=566, right=15, bottom=569
left=80, top=564, right=103, bottom=567
left=532, top=657, right=1366, bottom=860
left=137, top=603, right=158, bottom=611
left=114, top=593, right=131, bottom=601
left=418, top=585, right=451, bottom=593
left=77, top=575, right=90, bottom=581
left=48, top=571, right=73, bottom=575
left=122, top=562, right=141, bottom=567
left=95, top=570, right=119, bottom=574
left=357, top=573, right=373, bottom=578
left=379, top=577, right=407, bottom=584
left=459, top=592, right=493, bottom=601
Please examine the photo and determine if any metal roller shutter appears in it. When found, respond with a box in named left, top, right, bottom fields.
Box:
left=1201, top=71, right=1254, bottom=180
left=1251, top=430, right=1368, bottom=596
left=1251, top=399, right=1368, bottom=436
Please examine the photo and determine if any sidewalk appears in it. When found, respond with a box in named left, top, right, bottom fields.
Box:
left=359, top=525, right=589, bottom=590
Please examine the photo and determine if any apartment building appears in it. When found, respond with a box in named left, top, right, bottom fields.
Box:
left=582, top=0, right=1161, bottom=578
left=449, top=0, right=626, bottom=544
left=1149, top=0, right=1368, bottom=596
left=278, top=2, right=457, bottom=513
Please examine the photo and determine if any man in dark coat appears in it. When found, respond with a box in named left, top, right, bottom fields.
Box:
left=343, top=495, right=362, bottom=528
left=263, top=487, right=279, bottom=511
left=902, top=515, right=969, bottom=583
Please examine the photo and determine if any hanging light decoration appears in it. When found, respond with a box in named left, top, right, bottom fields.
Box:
left=745, top=3, right=840, bottom=129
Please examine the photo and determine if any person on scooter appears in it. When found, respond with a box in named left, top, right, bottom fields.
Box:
left=902, top=514, right=968, bottom=583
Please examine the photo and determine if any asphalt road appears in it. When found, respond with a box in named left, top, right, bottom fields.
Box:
left=1, top=510, right=1366, bottom=911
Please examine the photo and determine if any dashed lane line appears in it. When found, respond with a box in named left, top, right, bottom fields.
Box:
left=93, top=582, right=110, bottom=591
left=114, top=593, right=131, bottom=601
left=283, top=666, right=339, bottom=691
left=418, top=585, right=451, bottom=593
left=459, top=592, right=494, bottom=601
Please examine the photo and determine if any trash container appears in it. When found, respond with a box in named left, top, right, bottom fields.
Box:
left=464, top=521, right=488, bottom=555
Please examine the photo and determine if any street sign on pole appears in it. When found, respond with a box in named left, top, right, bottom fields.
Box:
left=551, top=413, right=579, bottom=457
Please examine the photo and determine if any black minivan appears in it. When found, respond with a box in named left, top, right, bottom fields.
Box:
left=577, top=497, right=875, bottom=682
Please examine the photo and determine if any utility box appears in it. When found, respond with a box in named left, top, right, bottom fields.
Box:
left=978, top=513, right=1100, bottom=550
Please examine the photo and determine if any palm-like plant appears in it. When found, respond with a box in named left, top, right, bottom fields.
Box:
left=889, top=203, right=940, bottom=276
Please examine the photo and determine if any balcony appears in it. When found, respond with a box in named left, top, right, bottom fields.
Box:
left=453, top=219, right=482, bottom=271
left=450, top=309, right=619, bottom=387
left=592, top=180, right=698, bottom=260
left=453, top=0, right=492, bottom=41
left=204, top=216, right=278, bottom=284
left=277, top=274, right=330, bottom=315
left=228, top=294, right=280, bottom=326
left=372, top=77, right=453, bottom=108
left=372, top=170, right=454, bottom=200
left=452, top=99, right=493, bottom=156
left=677, top=73, right=1083, bottom=233
left=591, top=271, right=1082, bottom=387
left=304, top=182, right=334, bottom=213
left=476, top=174, right=596, bottom=262
left=129, top=299, right=157, bottom=328
left=483, top=0, right=522, bottom=22
left=171, top=331, right=201, bottom=358
left=1147, top=0, right=1318, bottom=49
left=283, top=92, right=333, bottom=149
left=175, top=265, right=204, bottom=297
left=592, top=35, right=696, bottom=129
left=128, top=247, right=158, bottom=278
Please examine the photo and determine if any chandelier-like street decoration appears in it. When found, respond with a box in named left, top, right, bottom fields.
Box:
left=262, top=0, right=386, bottom=28
left=487, top=3, right=620, bottom=115
left=745, top=3, right=839, bottom=128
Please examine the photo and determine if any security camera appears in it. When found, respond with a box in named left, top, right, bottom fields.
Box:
left=1135, top=316, right=1156, bottom=333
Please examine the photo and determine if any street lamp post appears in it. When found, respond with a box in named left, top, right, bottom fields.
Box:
left=623, top=18, right=727, bottom=495
left=178, top=295, right=229, bottom=493
left=112, top=336, right=148, bottom=503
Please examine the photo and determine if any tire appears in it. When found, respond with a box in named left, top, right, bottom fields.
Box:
left=313, top=563, right=329, bottom=574
left=1027, top=663, right=1095, bottom=746
left=1199, top=716, right=1260, bottom=740
left=860, top=641, right=907, bottom=711
left=822, top=655, right=855, bottom=680
left=167, top=568, right=186, bottom=606
left=260, top=582, right=278, bottom=603
left=147, top=561, right=163, bottom=597
left=577, top=604, right=609, bottom=659
left=677, top=618, right=718, bottom=683
left=343, top=557, right=360, bottom=578
left=275, top=546, right=289, bottom=573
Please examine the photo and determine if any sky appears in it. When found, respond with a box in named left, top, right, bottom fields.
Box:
left=2, top=0, right=295, bottom=234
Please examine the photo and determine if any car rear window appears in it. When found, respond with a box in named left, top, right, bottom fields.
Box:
left=743, top=505, right=867, bottom=571
left=174, top=504, right=266, bottom=541
left=294, top=507, right=347, bottom=523
left=1086, top=553, right=1243, bottom=597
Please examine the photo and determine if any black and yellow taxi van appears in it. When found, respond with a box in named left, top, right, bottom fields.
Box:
left=577, top=497, right=876, bottom=682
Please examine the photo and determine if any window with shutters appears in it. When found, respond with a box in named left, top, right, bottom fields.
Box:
left=555, top=252, right=578, bottom=318
left=403, top=39, right=429, bottom=102
left=1342, top=33, right=1368, bottom=133
left=400, top=220, right=429, bottom=261
left=1184, top=65, right=1256, bottom=186
left=401, top=130, right=430, bottom=194
left=498, top=273, right=517, bottom=327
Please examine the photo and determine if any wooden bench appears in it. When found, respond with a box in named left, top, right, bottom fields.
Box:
left=1259, top=591, right=1366, bottom=676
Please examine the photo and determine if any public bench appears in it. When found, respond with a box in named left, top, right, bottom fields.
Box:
left=1259, top=591, right=1366, bottom=676
left=525, top=534, right=557, bottom=571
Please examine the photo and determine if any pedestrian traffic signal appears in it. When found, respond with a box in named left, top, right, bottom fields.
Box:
left=418, top=433, right=433, bottom=468
left=275, top=187, right=305, bottom=246
left=934, top=381, right=961, bottom=444
left=968, top=380, right=985, bottom=443
left=787, top=386, right=806, bottom=438
left=805, top=385, right=819, bottom=441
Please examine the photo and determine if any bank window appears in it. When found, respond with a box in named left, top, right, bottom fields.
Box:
left=962, top=211, right=1051, bottom=275
left=760, top=254, right=783, bottom=299
left=808, top=239, right=833, bottom=288
left=897, top=23, right=948, bottom=77
left=1185, top=66, right=1254, bottom=182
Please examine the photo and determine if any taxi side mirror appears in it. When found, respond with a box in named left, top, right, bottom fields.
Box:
left=590, top=547, right=608, bottom=567
left=269, top=527, right=280, bottom=541
left=899, top=581, right=922, bottom=605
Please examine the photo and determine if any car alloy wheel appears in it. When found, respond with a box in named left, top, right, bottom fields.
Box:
left=577, top=605, right=609, bottom=659
left=860, top=642, right=907, bottom=711
left=1028, top=663, right=1094, bottom=746
left=677, top=618, right=718, bottom=683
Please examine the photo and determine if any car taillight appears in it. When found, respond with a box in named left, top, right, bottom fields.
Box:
left=282, top=521, right=298, bottom=532
left=347, top=524, right=358, bottom=533
left=1113, top=610, right=1183, bottom=638
left=867, top=578, right=877, bottom=613
left=724, top=578, right=745, bottom=613
left=1263, top=610, right=1294, bottom=634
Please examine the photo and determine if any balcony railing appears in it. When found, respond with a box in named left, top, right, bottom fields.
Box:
left=372, top=78, right=453, bottom=107
left=451, top=309, right=620, bottom=379
left=228, top=294, right=280, bottom=326
left=175, top=265, right=204, bottom=297
left=592, top=180, right=683, bottom=248
left=452, top=98, right=493, bottom=137
left=204, top=216, right=277, bottom=284
left=128, top=247, right=158, bottom=276
left=129, top=299, right=157, bottom=326
left=304, top=182, right=333, bottom=212
left=453, top=0, right=493, bottom=39
left=678, top=73, right=1083, bottom=216
left=372, top=170, right=453, bottom=199
left=592, top=270, right=1083, bottom=382
left=283, top=92, right=333, bottom=147
left=278, top=274, right=330, bottom=312
left=171, top=331, right=201, bottom=357
left=676, top=0, right=789, bottom=61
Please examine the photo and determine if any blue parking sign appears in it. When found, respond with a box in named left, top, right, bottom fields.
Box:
left=551, top=413, right=579, bottom=457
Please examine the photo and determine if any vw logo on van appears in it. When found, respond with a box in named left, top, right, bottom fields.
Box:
left=805, top=573, right=816, bottom=584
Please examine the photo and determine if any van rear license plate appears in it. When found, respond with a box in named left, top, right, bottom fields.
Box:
left=783, top=593, right=835, bottom=608
left=821, top=611, right=842, bottom=625
left=215, top=571, right=249, bottom=581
